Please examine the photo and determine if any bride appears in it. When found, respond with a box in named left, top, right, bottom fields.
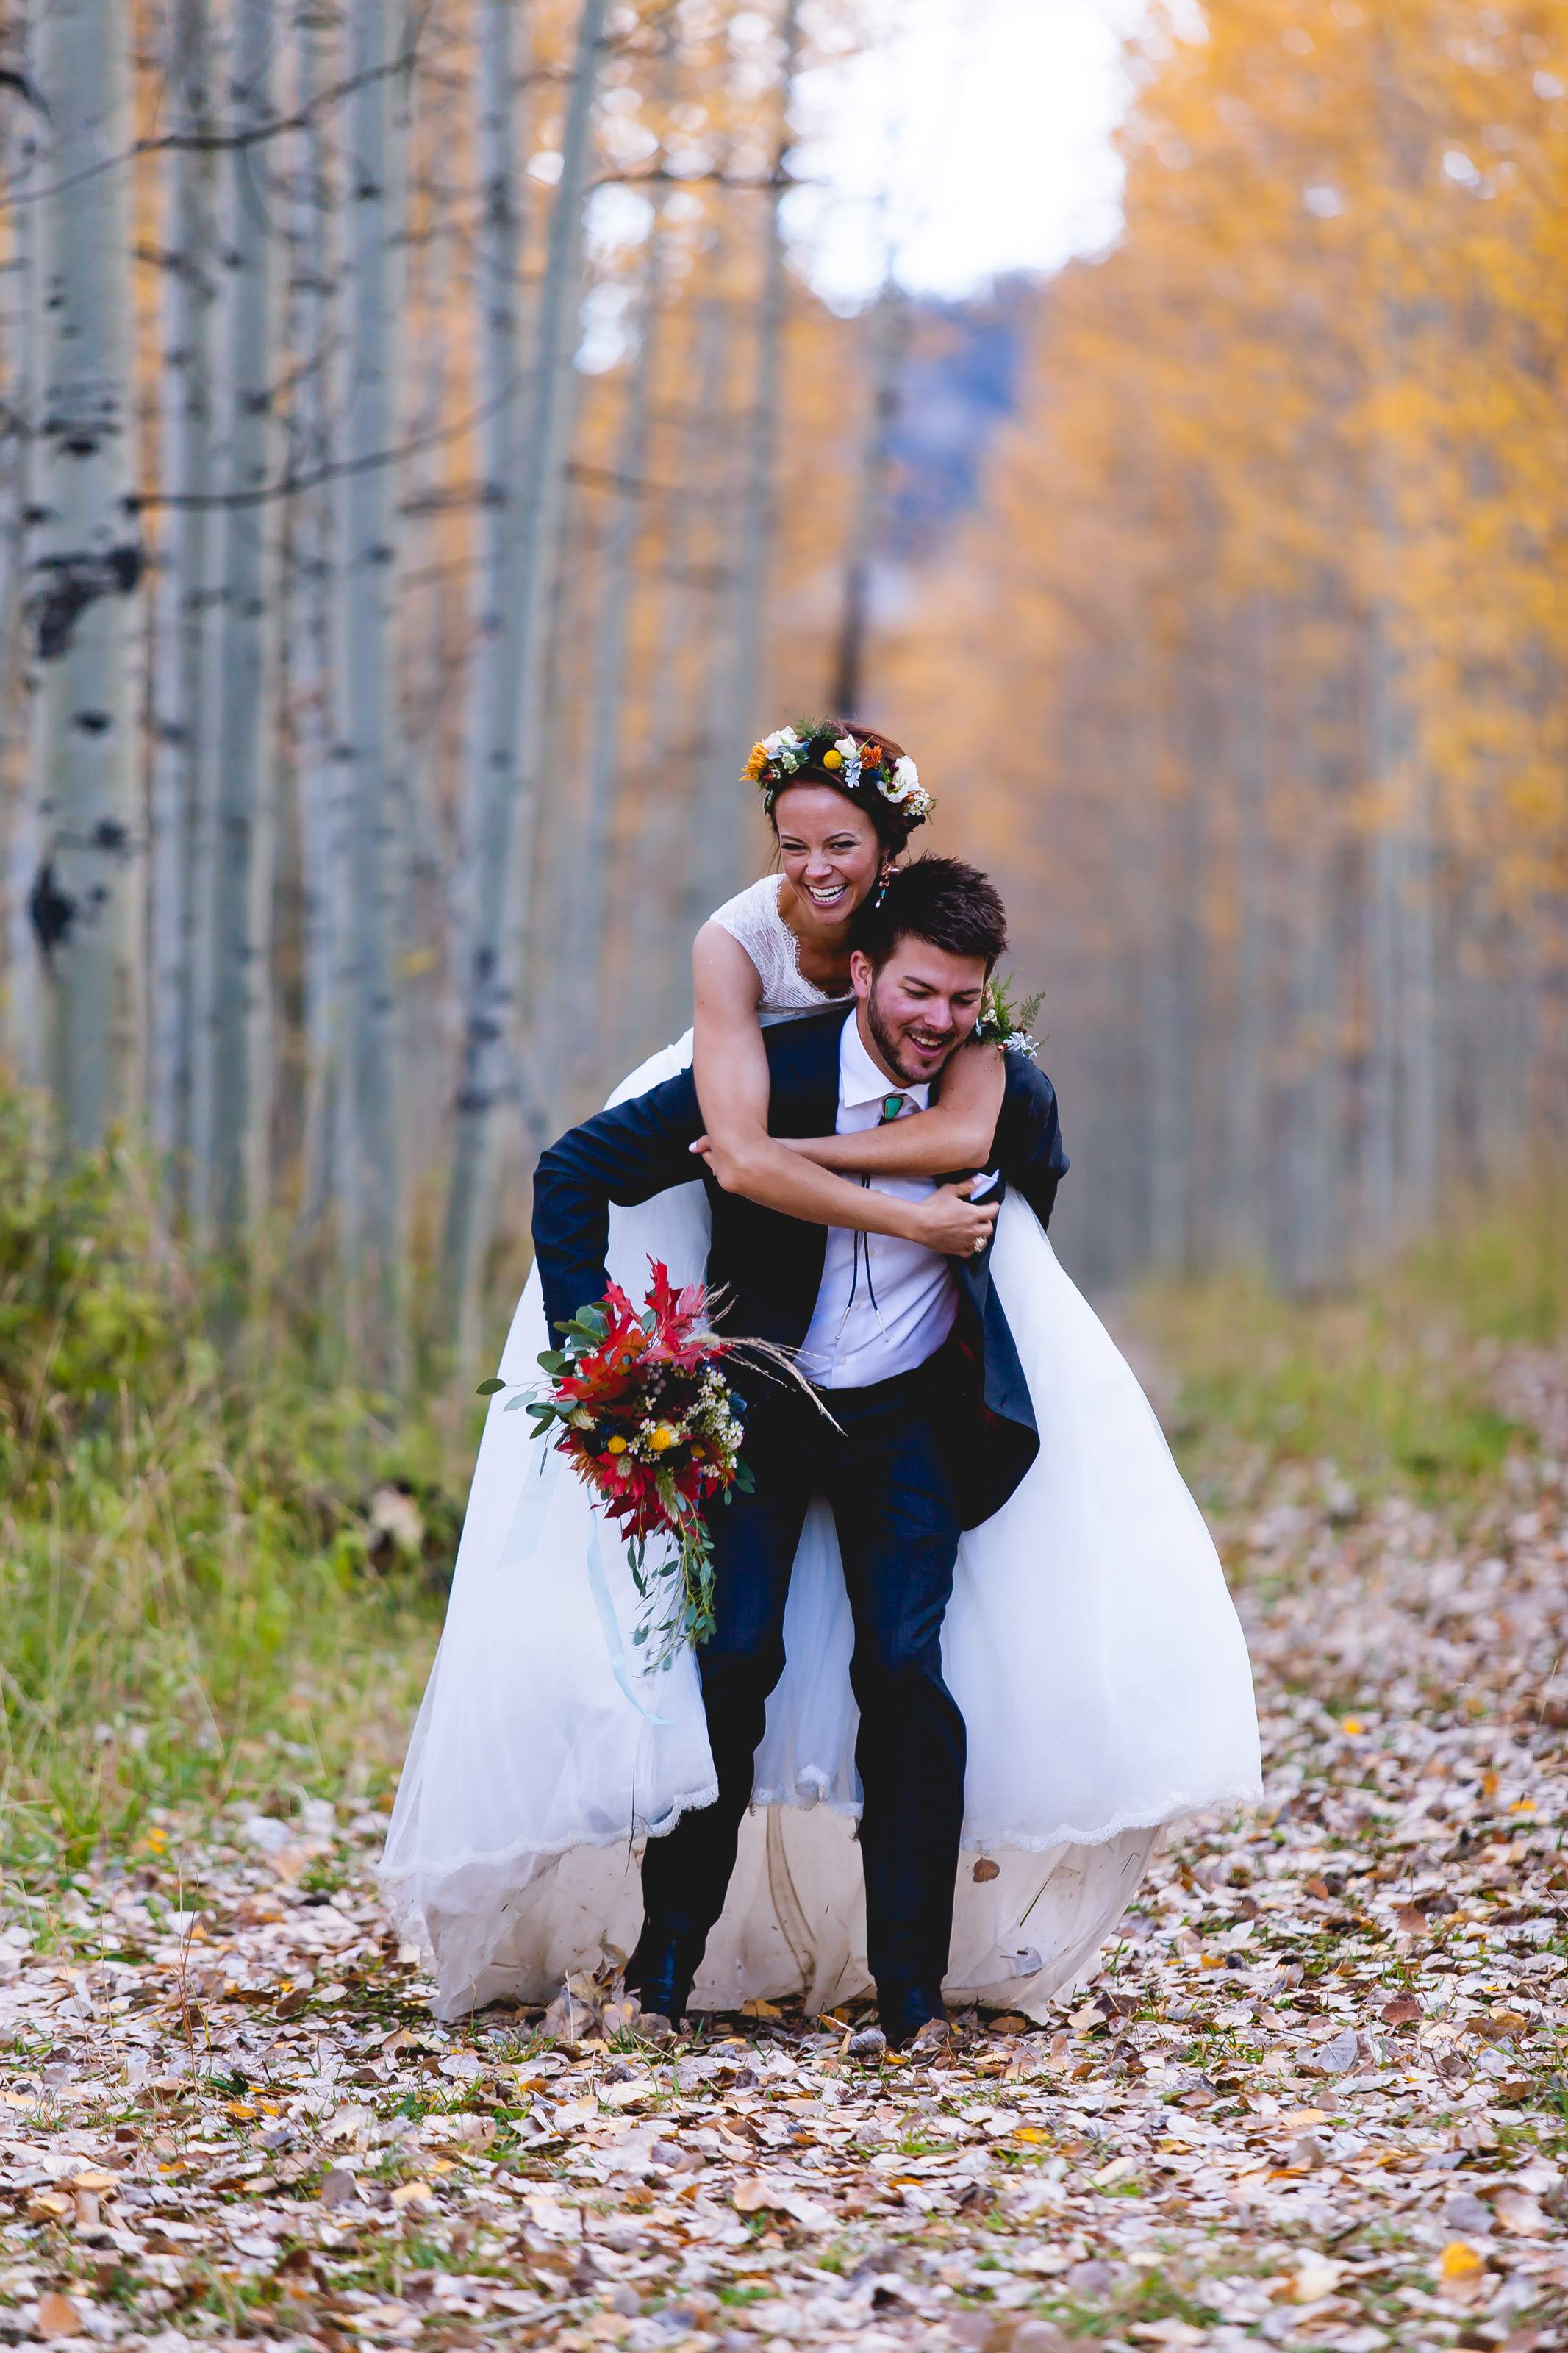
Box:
left=380, top=723, right=1261, bottom=2024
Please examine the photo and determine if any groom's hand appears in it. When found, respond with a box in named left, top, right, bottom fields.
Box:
left=913, top=1179, right=999, bottom=1258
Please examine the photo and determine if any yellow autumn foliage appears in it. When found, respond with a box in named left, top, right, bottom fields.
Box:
left=887, top=0, right=1568, bottom=1286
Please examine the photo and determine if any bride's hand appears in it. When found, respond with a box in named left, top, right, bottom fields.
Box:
left=914, top=1179, right=1000, bottom=1257
left=687, top=1138, right=998, bottom=1256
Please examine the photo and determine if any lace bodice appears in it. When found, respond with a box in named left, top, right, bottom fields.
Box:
left=709, top=875, right=853, bottom=1025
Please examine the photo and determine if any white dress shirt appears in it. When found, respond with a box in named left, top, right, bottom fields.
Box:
left=796, top=1013, right=959, bottom=1390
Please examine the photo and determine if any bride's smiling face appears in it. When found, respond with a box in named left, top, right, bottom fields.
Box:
left=773, top=786, right=884, bottom=933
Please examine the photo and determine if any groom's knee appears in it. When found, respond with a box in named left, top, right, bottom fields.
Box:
left=698, top=1623, right=787, bottom=1719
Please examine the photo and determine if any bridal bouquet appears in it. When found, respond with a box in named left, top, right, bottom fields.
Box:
left=482, top=1262, right=753, bottom=1665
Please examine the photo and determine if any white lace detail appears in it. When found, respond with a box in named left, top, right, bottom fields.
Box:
left=709, top=875, right=853, bottom=1022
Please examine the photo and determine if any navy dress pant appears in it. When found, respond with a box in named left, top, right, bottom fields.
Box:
left=640, top=1346, right=967, bottom=1999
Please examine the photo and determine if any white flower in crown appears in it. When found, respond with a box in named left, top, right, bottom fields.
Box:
left=832, top=733, right=862, bottom=786
left=881, top=754, right=921, bottom=805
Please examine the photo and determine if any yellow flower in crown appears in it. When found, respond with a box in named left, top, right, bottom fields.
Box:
left=744, top=740, right=769, bottom=781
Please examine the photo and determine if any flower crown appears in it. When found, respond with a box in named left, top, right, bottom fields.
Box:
left=742, top=720, right=934, bottom=827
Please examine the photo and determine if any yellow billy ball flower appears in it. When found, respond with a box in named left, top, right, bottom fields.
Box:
left=606, top=1435, right=628, bottom=1454
left=650, top=1424, right=676, bottom=1452
left=821, top=748, right=842, bottom=769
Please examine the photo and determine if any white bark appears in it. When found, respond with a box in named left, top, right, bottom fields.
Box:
left=1361, top=602, right=1400, bottom=1258
left=1400, top=770, right=1440, bottom=1232
left=554, top=215, right=665, bottom=1102
left=1145, top=783, right=1189, bottom=1272
left=456, top=0, right=527, bottom=928
left=0, top=63, right=42, bottom=1081
left=333, top=0, right=409, bottom=1371
left=25, top=0, right=146, bottom=1147
left=615, top=260, right=735, bottom=1070
left=444, top=0, right=527, bottom=1186
left=148, top=0, right=219, bottom=1173
left=289, top=0, right=343, bottom=1239
left=830, top=279, right=903, bottom=721
left=189, top=0, right=282, bottom=1236
left=692, top=0, right=800, bottom=918
left=441, top=0, right=608, bottom=1365
left=1223, top=599, right=1270, bottom=1265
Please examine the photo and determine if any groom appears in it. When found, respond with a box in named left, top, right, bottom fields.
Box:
left=531, top=858, right=1068, bottom=2046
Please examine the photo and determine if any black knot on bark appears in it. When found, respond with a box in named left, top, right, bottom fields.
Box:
left=29, top=863, right=76, bottom=958
left=30, top=544, right=146, bottom=658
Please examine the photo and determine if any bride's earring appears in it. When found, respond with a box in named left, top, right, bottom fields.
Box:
left=874, top=858, right=893, bottom=907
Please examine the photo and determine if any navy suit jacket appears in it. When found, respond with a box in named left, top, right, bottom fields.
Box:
left=530, top=1009, right=1069, bottom=1529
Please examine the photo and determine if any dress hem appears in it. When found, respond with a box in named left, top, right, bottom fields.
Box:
left=376, top=1776, right=1263, bottom=1893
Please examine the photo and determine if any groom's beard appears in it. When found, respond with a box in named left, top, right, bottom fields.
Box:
left=865, top=976, right=960, bottom=1088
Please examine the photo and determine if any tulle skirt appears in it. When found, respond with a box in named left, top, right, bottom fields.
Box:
left=379, top=1035, right=1262, bottom=2021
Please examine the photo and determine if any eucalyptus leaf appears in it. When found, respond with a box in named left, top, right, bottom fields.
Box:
left=476, top=1377, right=506, bottom=1396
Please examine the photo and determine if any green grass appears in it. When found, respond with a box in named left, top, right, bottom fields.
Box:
left=0, top=1090, right=463, bottom=1875
left=1134, top=1196, right=1567, bottom=1510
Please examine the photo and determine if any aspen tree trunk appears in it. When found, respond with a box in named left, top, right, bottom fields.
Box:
left=1361, top=603, right=1400, bottom=1260
left=0, top=69, right=41, bottom=1080
left=616, top=263, right=734, bottom=1070
left=690, top=0, right=800, bottom=920
left=447, top=0, right=527, bottom=1126
left=1400, top=769, right=1440, bottom=1232
left=291, top=0, right=344, bottom=1242
left=441, top=0, right=608, bottom=1369
left=1223, top=598, right=1270, bottom=1263
left=830, top=281, right=903, bottom=722
left=25, top=0, right=146, bottom=1148
left=1279, top=688, right=1339, bottom=1295
left=556, top=217, right=666, bottom=1102
left=148, top=0, right=218, bottom=1179
left=334, top=0, right=410, bottom=1377
left=1139, top=624, right=1186, bottom=1271
left=190, top=0, right=282, bottom=1238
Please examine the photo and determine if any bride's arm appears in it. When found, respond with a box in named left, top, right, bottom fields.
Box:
left=690, top=921, right=998, bottom=1253
left=778, top=1038, right=1006, bottom=1175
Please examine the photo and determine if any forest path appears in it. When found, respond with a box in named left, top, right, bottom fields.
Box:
left=1, top=1352, right=1566, bottom=2352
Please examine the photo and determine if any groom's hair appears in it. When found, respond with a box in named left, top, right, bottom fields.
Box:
left=851, top=855, right=1009, bottom=974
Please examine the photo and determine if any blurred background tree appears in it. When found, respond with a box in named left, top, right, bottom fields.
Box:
left=885, top=0, right=1568, bottom=1294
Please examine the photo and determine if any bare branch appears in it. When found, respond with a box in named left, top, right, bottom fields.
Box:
left=3, top=0, right=434, bottom=206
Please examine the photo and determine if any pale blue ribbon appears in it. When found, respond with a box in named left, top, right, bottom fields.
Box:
left=584, top=1505, right=673, bottom=1727
left=494, top=1423, right=672, bottom=1727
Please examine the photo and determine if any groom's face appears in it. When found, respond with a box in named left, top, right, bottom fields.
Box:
left=851, top=938, right=989, bottom=1088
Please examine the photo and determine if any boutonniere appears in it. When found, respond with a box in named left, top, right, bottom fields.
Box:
left=975, top=975, right=1045, bottom=1057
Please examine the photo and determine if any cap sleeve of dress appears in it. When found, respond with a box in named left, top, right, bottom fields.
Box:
left=708, top=875, right=846, bottom=1018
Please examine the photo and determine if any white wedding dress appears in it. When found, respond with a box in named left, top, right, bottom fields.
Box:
left=379, top=877, right=1261, bottom=2022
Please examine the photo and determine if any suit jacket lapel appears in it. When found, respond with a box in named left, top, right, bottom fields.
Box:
left=769, top=1014, right=844, bottom=1146
left=706, top=1012, right=845, bottom=1351
left=768, top=1014, right=842, bottom=1311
